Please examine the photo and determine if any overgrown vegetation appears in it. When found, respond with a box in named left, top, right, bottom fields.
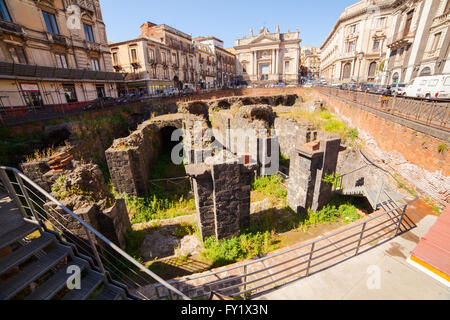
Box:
left=437, top=143, right=448, bottom=154
left=278, top=106, right=360, bottom=144
left=251, top=174, right=287, bottom=207
left=323, top=172, right=342, bottom=189
left=202, top=231, right=276, bottom=267
left=122, top=154, right=196, bottom=224
left=424, top=197, right=442, bottom=216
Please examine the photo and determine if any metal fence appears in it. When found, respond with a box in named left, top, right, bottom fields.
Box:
left=152, top=163, right=413, bottom=300
left=0, top=166, right=190, bottom=300
left=316, top=87, right=450, bottom=130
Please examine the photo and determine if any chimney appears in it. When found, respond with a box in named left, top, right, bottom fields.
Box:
left=140, top=21, right=157, bottom=37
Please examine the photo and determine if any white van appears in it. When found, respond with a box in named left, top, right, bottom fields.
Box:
left=404, top=75, right=450, bottom=100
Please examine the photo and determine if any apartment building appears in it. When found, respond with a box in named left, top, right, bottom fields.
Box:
left=384, top=0, right=450, bottom=85
left=320, top=0, right=395, bottom=85
left=301, top=46, right=321, bottom=80
left=193, top=36, right=236, bottom=88
left=0, top=0, right=123, bottom=108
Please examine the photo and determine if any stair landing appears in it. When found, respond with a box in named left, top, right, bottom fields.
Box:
left=0, top=194, right=24, bottom=238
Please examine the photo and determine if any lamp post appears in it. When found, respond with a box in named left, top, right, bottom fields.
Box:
left=356, top=52, right=365, bottom=90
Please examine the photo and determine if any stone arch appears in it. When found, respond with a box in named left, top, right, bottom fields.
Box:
left=159, top=125, right=182, bottom=156
left=420, top=67, right=431, bottom=76
left=368, top=62, right=377, bottom=79
left=217, top=100, right=231, bottom=109
left=392, top=72, right=399, bottom=84
left=188, top=101, right=209, bottom=118
left=342, top=62, right=352, bottom=80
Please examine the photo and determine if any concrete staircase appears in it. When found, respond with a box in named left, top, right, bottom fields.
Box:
left=0, top=193, right=136, bottom=300
left=336, top=186, right=405, bottom=210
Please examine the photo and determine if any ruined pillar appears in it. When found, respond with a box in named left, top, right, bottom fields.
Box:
left=287, top=138, right=342, bottom=215
left=185, top=155, right=256, bottom=240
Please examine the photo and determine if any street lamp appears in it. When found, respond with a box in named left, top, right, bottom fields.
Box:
left=356, top=52, right=365, bottom=89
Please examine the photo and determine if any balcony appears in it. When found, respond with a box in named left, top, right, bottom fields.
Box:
left=0, top=61, right=127, bottom=81
left=387, top=31, right=415, bottom=50
left=84, top=41, right=101, bottom=52
left=432, top=11, right=449, bottom=26
left=63, top=0, right=94, bottom=12
left=0, top=20, right=22, bottom=34
left=47, top=33, right=68, bottom=47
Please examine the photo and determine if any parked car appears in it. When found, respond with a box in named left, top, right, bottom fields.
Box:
left=275, top=83, right=286, bottom=88
left=358, top=83, right=375, bottom=92
left=304, top=82, right=313, bottom=88
left=182, top=87, right=194, bottom=96
left=404, top=75, right=450, bottom=100
left=117, top=94, right=139, bottom=104
left=391, top=83, right=406, bottom=96
left=83, top=97, right=117, bottom=111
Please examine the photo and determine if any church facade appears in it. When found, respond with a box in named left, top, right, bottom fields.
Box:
left=234, top=26, right=302, bottom=85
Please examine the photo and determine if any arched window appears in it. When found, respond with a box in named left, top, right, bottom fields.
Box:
left=392, top=72, right=399, bottom=84
left=342, top=62, right=351, bottom=79
left=368, top=62, right=377, bottom=79
left=420, top=67, right=431, bottom=76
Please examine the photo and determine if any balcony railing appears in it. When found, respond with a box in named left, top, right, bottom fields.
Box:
left=387, top=30, right=415, bottom=49
left=0, top=61, right=127, bottom=81
left=0, top=20, right=23, bottom=34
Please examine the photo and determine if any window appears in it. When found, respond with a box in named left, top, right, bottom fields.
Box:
left=446, top=0, right=450, bottom=13
left=392, top=72, right=399, bottom=84
left=148, top=49, right=155, bottom=61
left=368, top=62, right=377, bottom=78
left=431, top=32, right=441, bottom=51
left=130, top=48, right=137, bottom=62
left=112, top=52, right=118, bottom=65
left=420, top=67, right=431, bottom=76
left=347, top=41, right=355, bottom=53
left=444, top=77, right=450, bottom=86
left=91, top=59, right=100, bottom=71
left=349, top=24, right=357, bottom=34
left=55, top=54, right=67, bottom=68
left=342, top=63, right=352, bottom=79
left=9, top=47, right=26, bottom=64
left=376, top=17, right=386, bottom=29
left=84, top=24, right=94, bottom=42
left=63, top=84, right=78, bottom=103
left=285, top=61, right=290, bottom=72
left=403, top=11, right=414, bottom=37
left=43, top=11, right=59, bottom=34
left=373, top=40, right=380, bottom=50
left=161, top=52, right=166, bottom=64
left=0, top=0, right=11, bottom=21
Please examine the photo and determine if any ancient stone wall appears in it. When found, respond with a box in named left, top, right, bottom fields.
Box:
left=106, top=114, right=186, bottom=196
left=287, top=138, right=342, bottom=214
left=186, top=154, right=256, bottom=240
left=21, top=160, right=51, bottom=192
left=274, top=117, right=318, bottom=158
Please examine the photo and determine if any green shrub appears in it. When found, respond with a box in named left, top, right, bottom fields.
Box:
left=202, top=231, right=274, bottom=267
left=251, top=175, right=287, bottom=200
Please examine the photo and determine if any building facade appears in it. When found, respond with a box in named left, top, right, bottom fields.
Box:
left=320, top=0, right=395, bottom=85
left=0, top=0, right=122, bottom=108
left=139, top=22, right=196, bottom=89
left=234, top=26, right=302, bottom=85
left=194, top=36, right=236, bottom=88
left=301, top=46, right=321, bottom=80
left=384, top=0, right=450, bottom=85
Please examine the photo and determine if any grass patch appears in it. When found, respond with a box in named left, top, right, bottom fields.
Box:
left=123, top=154, right=195, bottom=224
left=251, top=174, right=287, bottom=207
left=424, top=197, right=442, bottom=216
left=278, top=106, right=359, bottom=143
left=202, top=231, right=277, bottom=268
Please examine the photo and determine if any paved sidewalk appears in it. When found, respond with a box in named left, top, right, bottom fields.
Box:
left=256, top=214, right=450, bottom=300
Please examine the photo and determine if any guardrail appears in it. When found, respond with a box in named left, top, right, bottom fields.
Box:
left=316, top=87, right=450, bottom=130
left=152, top=162, right=413, bottom=300
left=0, top=166, right=190, bottom=300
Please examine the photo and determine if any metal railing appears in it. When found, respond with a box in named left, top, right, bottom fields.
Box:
left=152, top=163, right=412, bottom=300
left=0, top=166, right=190, bottom=300
left=316, top=87, right=450, bottom=130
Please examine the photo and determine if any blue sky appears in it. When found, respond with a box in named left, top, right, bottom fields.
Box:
left=101, top=0, right=357, bottom=48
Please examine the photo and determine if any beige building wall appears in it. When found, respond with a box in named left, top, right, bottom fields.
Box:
left=384, top=0, right=450, bottom=85
left=0, top=0, right=120, bottom=107
left=320, top=0, right=396, bottom=85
